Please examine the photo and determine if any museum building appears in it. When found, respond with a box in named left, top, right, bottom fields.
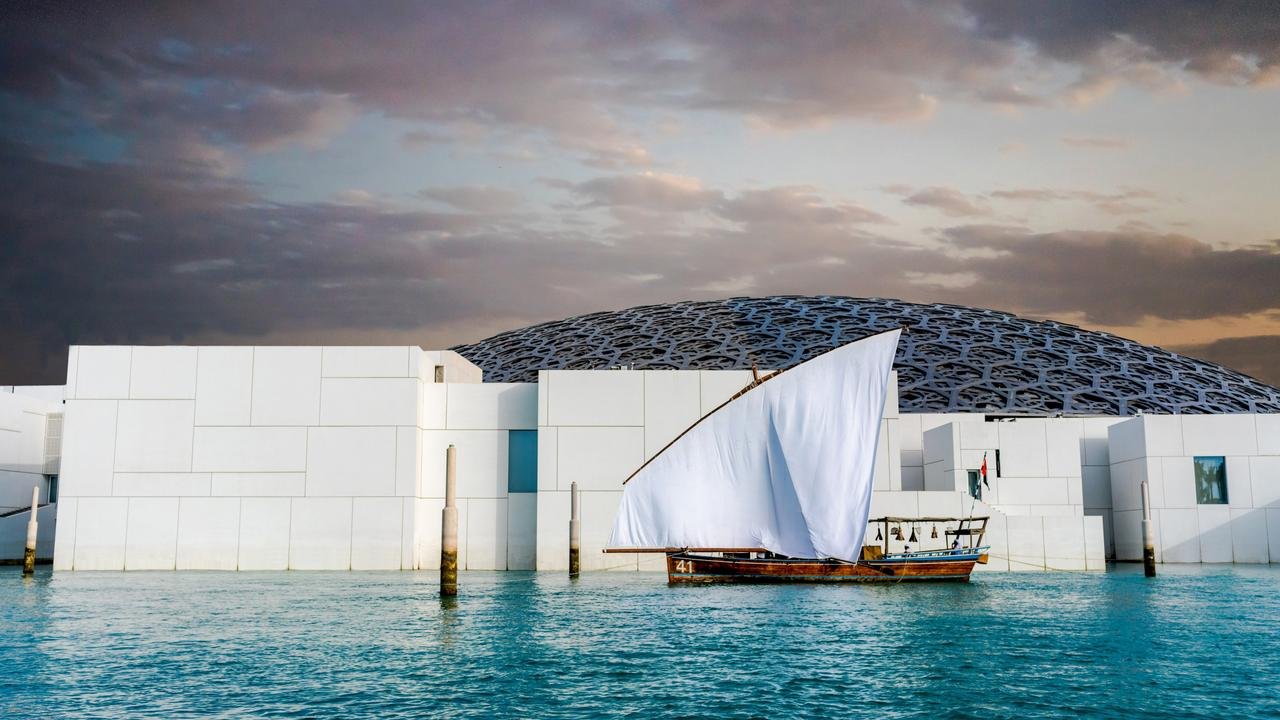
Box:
left=3, top=296, right=1279, bottom=571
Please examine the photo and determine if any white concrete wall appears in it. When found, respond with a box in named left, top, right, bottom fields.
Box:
left=0, top=390, right=59, bottom=515
left=52, top=345, right=481, bottom=571
left=1109, top=414, right=1279, bottom=563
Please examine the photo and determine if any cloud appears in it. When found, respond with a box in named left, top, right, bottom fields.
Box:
left=419, top=186, right=523, bottom=213
left=896, top=186, right=992, bottom=218
left=1061, top=136, right=1131, bottom=150
left=1171, top=335, right=1280, bottom=387
left=989, top=186, right=1160, bottom=215
left=937, top=227, right=1280, bottom=325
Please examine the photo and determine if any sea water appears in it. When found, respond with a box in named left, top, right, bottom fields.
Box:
left=2, top=565, right=1278, bottom=719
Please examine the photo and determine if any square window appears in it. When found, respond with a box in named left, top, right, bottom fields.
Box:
left=1193, top=456, right=1228, bottom=505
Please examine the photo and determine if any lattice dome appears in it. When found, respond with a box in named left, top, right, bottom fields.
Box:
left=451, top=296, right=1280, bottom=415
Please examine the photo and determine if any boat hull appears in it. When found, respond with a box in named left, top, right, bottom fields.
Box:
left=666, top=552, right=978, bottom=584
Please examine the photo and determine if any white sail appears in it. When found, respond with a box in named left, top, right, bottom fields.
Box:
left=608, top=329, right=900, bottom=562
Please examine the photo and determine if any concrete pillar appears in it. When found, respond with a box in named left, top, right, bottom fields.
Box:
left=441, top=445, right=458, bottom=596
left=569, top=481, right=581, bottom=578
left=1141, top=479, right=1155, bottom=577
left=22, top=486, right=38, bottom=575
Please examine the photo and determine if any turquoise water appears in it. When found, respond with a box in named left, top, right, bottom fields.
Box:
left=2, top=566, right=1279, bottom=718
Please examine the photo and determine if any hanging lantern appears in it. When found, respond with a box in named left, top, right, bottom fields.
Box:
left=875, top=527, right=883, bottom=541
left=931, top=525, right=939, bottom=539
left=908, top=526, right=918, bottom=543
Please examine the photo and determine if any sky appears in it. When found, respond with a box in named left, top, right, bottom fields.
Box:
left=2, top=1, right=1279, bottom=386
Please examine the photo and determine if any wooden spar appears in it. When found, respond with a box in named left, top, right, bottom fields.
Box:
left=621, top=326, right=906, bottom=485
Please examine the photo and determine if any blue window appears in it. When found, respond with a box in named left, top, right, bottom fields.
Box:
left=508, top=430, right=538, bottom=493
left=1193, top=456, right=1228, bottom=505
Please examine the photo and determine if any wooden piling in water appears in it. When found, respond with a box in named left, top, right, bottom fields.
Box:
left=22, top=486, right=38, bottom=576
left=569, top=481, right=581, bottom=578
left=441, top=444, right=458, bottom=596
left=1141, top=479, right=1156, bottom=577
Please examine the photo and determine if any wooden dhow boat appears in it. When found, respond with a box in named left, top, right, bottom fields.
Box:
left=604, top=328, right=990, bottom=584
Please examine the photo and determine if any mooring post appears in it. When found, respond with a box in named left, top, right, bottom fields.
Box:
left=441, top=444, right=459, bottom=596
left=1141, top=479, right=1156, bottom=577
left=22, top=485, right=39, bottom=575
left=569, top=481, right=581, bottom=578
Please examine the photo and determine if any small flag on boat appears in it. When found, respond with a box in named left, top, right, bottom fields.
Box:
left=981, top=452, right=990, bottom=489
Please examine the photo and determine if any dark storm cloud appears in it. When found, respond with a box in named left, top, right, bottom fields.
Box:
left=1172, top=335, right=1280, bottom=387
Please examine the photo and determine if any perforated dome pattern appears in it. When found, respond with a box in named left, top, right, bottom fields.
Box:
left=451, top=296, right=1280, bottom=415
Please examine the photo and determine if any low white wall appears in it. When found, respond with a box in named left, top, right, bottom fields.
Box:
left=0, top=390, right=58, bottom=514
left=1109, top=414, right=1280, bottom=563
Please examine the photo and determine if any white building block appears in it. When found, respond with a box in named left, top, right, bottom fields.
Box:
left=1230, top=508, right=1269, bottom=563
left=413, top=498, right=448, bottom=570
left=192, top=427, right=307, bottom=473
left=1084, top=515, right=1106, bottom=570
left=72, top=497, right=129, bottom=570
left=464, top=497, right=508, bottom=570
left=974, top=513, right=1008, bottom=572
left=319, top=378, right=418, bottom=427
left=176, top=497, right=240, bottom=570
left=321, top=347, right=410, bottom=378
left=1268, top=509, right=1280, bottom=563
left=124, top=497, right=179, bottom=570
left=1080, top=468, right=1111, bottom=507
left=869, top=491, right=919, bottom=519
left=1042, top=516, right=1087, bottom=571
left=507, top=492, right=537, bottom=570
left=400, top=497, right=415, bottom=569
left=546, top=370, right=644, bottom=426
left=901, top=466, right=925, bottom=491
left=114, top=473, right=211, bottom=496
left=420, top=383, right=446, bottom=429
left=53, top=497, right=78, bottom=570
left=1161, top=457, right=1197, bottom=508
left=1110, top=457, right=1159, bottom=513
left=306, top=426, right=396, bottom=496
left=420, top=430, right=507, bottom=498
left=194, top=347, right=253, bottom=425
left=699, top=370, right=756, bottom=415
left=446, top=383, right=538, bottom=430
left=238, top=498, right=291, bottom=570
left=1143, top=415, right=1184, bottom=457
left=923, top=424, right=958, bottom=467
left=536, top=490, right=570, bottom=571
left=556, top=426, right=644, bottom=491
left=1045, top=420, right=1083, bottom=477
left=997, top=478, right=1069, bottom=506
left=1081, top=418, right=1120, bottom=466
left=1159, top=508, right=1200, bottom=563
left=897, top=414, right=923, bottom=453
left=537, top=426, right=558, bottom=492
left=1197, top=506, right=1232, bottom=563
left=76, top=346, right=132, bottom=399
left=1112, top=509, right=1143, bottom=561
left=289, top=497, right=353, bottom=569
left=114, top=400, right=195, bottom=473
left=1182, top=415, right=1257, bottom=457
left=128, top=346, right=198, bottom=399
left=251, top=347, right=321, bottom=426
left=395, top=426, right=418, bottom=497
left=998, top=421, right=1048, bottom=477
left=873, top=426, right=891, bottom=491
left=1250, top=456, right=1280, bottom=508
left=212, top=472, right=305, bottom=496
left=351, top=497, right=404, bottom=570
left=917, top=491, right=964, bottom=518
left=643, top=371, right=701, bottom=459
left=581, top=490, right=631, bottom=571
left=65, top=346, right=80, bottom=399
left=1005, top=516, right=1045, bottom=571
left=1226, top=456, right=1253, bottom=508
left=1107, top=417, right=1145, bottom=465
left=537, top=370, right=548, bottom=426
left=59, top=400, right=118, bottom=497
left=1257, top=415, right=1280, bottom=455
left=958, top=422, right=998, bottom=451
